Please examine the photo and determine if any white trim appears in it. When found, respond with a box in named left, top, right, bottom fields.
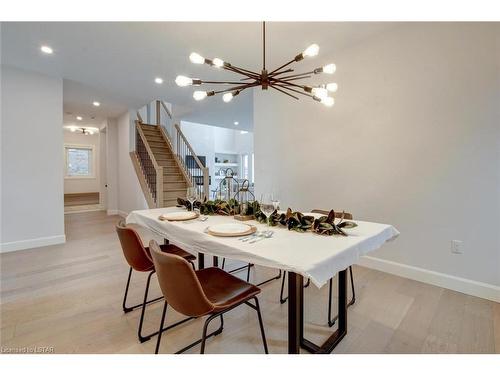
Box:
left=357, top=255, right=500, bottom=303
left=0, top=235, right=66, bottom=253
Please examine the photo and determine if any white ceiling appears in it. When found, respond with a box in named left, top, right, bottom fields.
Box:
left=1, top=22, right=396, bottom=130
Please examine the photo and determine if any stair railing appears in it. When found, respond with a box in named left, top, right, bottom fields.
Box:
left=174, top=123, right=210, bottom=201
left=134, top=121, right=164, bottom=207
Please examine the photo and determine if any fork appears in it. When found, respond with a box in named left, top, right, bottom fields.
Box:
left=240, top=230, right=269, bottom=242
left=249, top=231, right=274, bottom=244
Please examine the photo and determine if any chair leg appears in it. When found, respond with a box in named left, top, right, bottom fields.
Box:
left=280, top=271, right=288, bottom=304
left=246, top=263, right=251, bottom=282
left=256, top=269, right=282, bottom=287
left=138, top=270, right=155, bottom=342
left=221, top=258, right=225, bottom=270
left=155, top=301, right=168, bottom=354
left=253, top=297, right=269, bottom=354
left=122, top=267, right=163, bottom=313
left=328, top=266, right=356, bottom=327
left=200, top=313, right=223, bottom=354
left=122, top=267, right=133, bottom=313
left=304, top=278, right=311, bottom=288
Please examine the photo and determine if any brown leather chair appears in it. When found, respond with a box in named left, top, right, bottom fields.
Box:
left=116, top=220, right=196, bottom=342
left=149, top=240, right=269, bottom=354
left=279, top=210, right=356, bottom=327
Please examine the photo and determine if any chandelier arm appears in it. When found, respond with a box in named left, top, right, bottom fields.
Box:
left=268, top=68, right=294, bottom=77
left=274, top=71, right=315, bottom=80
left=201, top=80, right=251, bottom=85
left=224, top=65, right=260, bottom=78
left=263, top=21, right=266, bottom=70
left=270, top=78, right=306, bottom=90
left=269, top=84, right=299, bottom=100
left=212, top=83, right=259, bottom=95
left=278, top=76, right=312, bottom=82
left=269, top=59, right=297, bottom=75
left=273, top=84, right=313, bottom=98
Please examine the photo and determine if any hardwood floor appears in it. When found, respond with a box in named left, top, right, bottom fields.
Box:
left=1, top=211, right=498, bottom=354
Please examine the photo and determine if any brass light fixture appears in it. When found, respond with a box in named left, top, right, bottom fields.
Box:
left=175, top=22, right=338, bottom=107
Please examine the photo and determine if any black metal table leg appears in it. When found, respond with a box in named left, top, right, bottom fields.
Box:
left=299, top=269, right=348, bottom=354
left=198, top=253, right=205, bottom=270
left=288, top=271, right=303, bottom=354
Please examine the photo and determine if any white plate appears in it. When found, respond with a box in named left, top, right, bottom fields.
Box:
left=207, top=223, right=257, bottom=237
left=159, top=211, right=199, bottom=221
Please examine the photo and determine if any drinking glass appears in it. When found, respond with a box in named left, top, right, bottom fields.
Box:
left=186, top=187, right=197, bottom=211
left=260, top=193, right=275, bottom=226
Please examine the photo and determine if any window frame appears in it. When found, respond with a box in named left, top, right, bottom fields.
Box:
left=64, top=143, right=96, bottom=179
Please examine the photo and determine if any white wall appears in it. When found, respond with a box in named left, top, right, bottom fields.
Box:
left=254, top=24, right=500, bottom=296
left=105, top=118, right=119, bottom=214
left=1, top=65, right=65, bottom=252
left=116, top=111, right=147, bottom=215
left=63, top=130, right=100, bottom=194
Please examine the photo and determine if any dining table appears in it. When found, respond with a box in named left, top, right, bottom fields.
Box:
left=126, top=206, right=399, bottom=354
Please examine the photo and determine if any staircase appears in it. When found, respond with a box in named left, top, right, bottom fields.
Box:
left=130, top=100, right=209, bottom=208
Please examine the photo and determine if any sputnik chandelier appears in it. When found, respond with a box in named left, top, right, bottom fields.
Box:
left=175, top=22, right=338, bottom=107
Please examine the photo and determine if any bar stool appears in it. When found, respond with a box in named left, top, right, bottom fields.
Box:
left=278, top=209, right=357, bottom=327
left=149, top=240, right=269, bottom=354
left=116, top=220, right=197, bottom=342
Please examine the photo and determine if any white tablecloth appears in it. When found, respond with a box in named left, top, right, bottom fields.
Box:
left=126, top=207, right=399, bottom=288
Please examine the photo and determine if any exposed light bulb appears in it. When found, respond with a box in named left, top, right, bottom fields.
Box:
left=303, top=44, right=319, bottom=57
left=193, top=91, right=208, bottom=101
left=222, top=93, right=233, bottom=103
left=88, top=130, right=94, bottom=135
left=154, top=77, right=163, bottom=84
left=76, top=116, right=82, bottom=121
left=189, top=52, right=205, bottom=64
left=234, top=121, right=239, bottom=125
left=322, top=63, right=336, bottom=74
left=326, top=83, right=338, bottom=92
left=70, top=127, right=76, bottom=132
left=321, top=97, right=335, bottom=107
left=213, top=58, right=224, bottom=68
left=93, top=101, right=100, bottom=107
left=175, top=75, right=193, bottom=87
left=40, top=45, right=53, bottom=54
left=311, top=87, right=328, bottom=99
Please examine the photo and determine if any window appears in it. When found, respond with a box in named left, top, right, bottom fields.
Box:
left=65, top=145, right=94, bottom=178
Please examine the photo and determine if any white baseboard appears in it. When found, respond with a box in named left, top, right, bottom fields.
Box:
left=107, top=209, right=128, bottom=218
left=357, top=256, right=500, bottom=303
left=0, top=235, right=66, bottom=253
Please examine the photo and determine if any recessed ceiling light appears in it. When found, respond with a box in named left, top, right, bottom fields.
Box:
left=76, top=116, right=82, bottom=121
left=92, top=101, right=100, bottom=107
left=155, top=77, right=163, bottom=84
left=40, top=45, right=53, bottom=54
left=240, top=131, right=248, bottom=134
left=234, top=121, right=239, bottom=125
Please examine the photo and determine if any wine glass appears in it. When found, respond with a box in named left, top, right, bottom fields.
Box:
left=186, top=187, right=197, bottom=212
left=260, top=193, right=275, bottom=226
left=272, top=193, right=280, bottom=212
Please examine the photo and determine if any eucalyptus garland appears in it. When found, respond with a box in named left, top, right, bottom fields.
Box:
left=176, top=198, right=357, bottom=236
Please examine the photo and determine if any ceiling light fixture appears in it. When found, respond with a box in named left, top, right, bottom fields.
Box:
left=92, top=101, right=100, bottom=107
left=234, top=121, right=239, bottom=125
left=175, top=22, right=337, bottom=107
left=76, top=116, right=83, bottom=121
left=40, top=45, right=53, bottom=54
left=155, top=77, right=164, bottom=84
left=64, top=126, right=99, bottom=135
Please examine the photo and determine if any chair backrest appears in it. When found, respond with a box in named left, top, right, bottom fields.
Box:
left=311, top=209, right=353, bottom=220
left=149, top=240, right=214, bottom=317
left=115, top=220, right=154, bottom=272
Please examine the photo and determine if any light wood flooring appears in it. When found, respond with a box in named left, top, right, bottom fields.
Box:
left=1, top=211, right=499, bottom=354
